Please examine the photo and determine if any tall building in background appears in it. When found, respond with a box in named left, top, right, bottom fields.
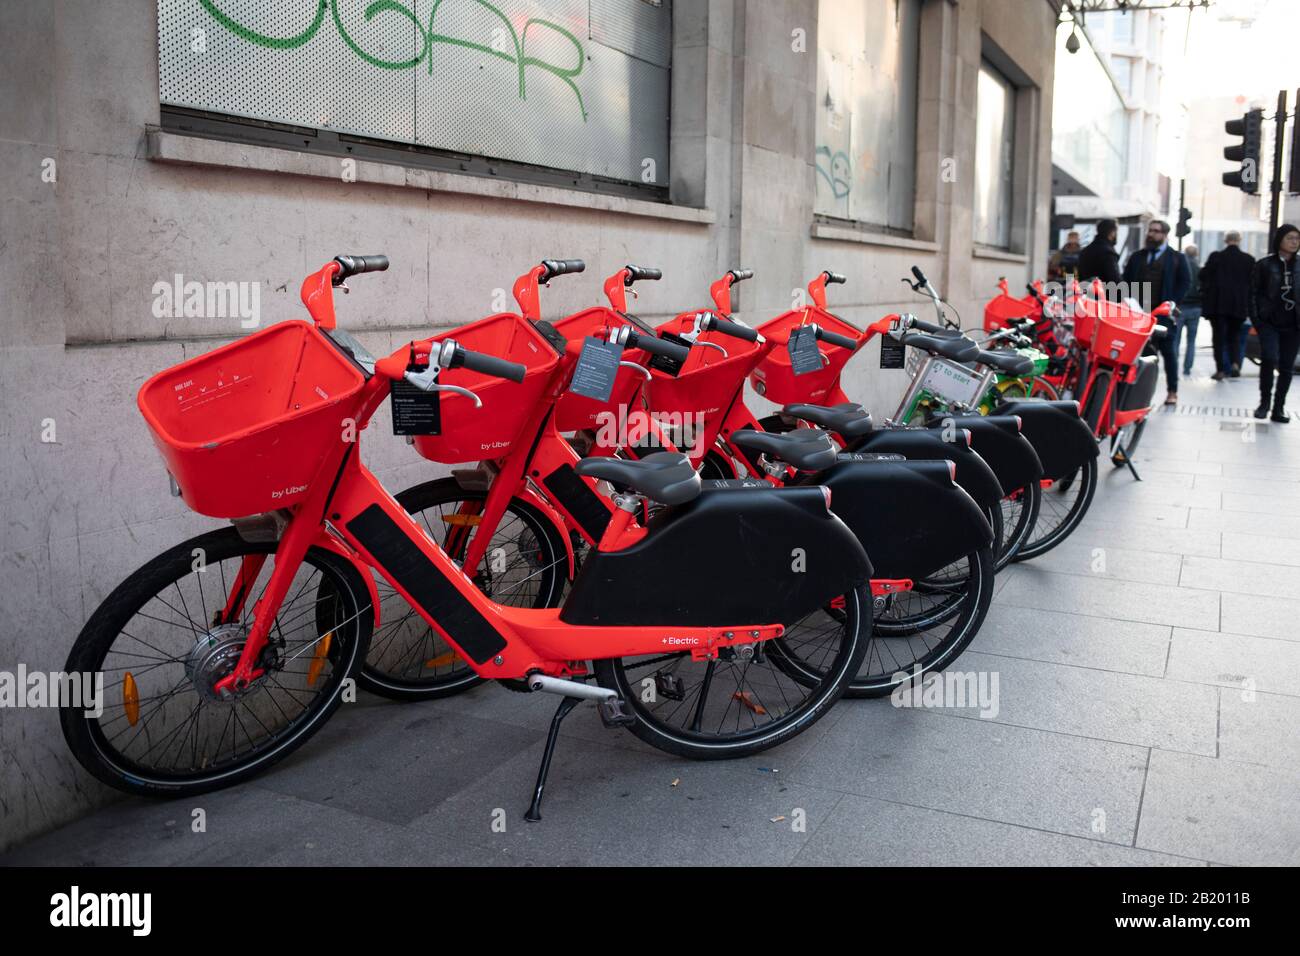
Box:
left=1050, top=3, right=1194, bottom=259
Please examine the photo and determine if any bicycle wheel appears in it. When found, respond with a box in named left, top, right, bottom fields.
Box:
left=591, top=583, right=872, bottom=759
left=1111, top=418, right=1147, bottom=467
left=996, top=480, right=1041, bottom=570
left=359, top=478, right=568, bottom=701
left=848, top=542, right=995, bottom=697
left=1014, top=456, right=1098, bottom=561
left=1030, top=377, right=1061, bottom=399
left=60, top=528, right=371, bottom=798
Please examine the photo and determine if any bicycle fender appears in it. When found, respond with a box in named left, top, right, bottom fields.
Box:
left=847, top=429, right=1004, bottom=510
left=991, top=399, right=1099, bottom=480
left=518, top=484, right=577, bottom=580
left=312, top=529, right=383, bottom=627
left=927, top=415, right=1043, bottom=494
left=807, top=459, right=993, bottom=579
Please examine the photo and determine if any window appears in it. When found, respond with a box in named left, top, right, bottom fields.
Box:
left=814, top=0, right=921, bottom=232
left=1109, top=12, right=1134, bottom=45
left=1110, top=57, right=1132, bottom=97
left=973, top=61, right=1015, bottom=248
left=156, top=0, right=671, bottom=190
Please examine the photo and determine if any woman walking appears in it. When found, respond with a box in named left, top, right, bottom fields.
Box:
left=1253, top=224, right=1300, bottom=423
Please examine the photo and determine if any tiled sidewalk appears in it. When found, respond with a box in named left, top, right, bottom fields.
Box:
left=6, top=352, right=1298, bottom=867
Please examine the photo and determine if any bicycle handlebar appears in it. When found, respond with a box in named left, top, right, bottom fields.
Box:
left=624, top=264, right=662, bottom=284
left=702, top=315, right=760, bottom=342
left=626, top=329, right=690, bottom=362
left=911, top=265, right=928, bottom=286
left=729, top=269, right=754, bottom=283
left=813, top=325, right=857, bottom=350
left=823, top=271, right=847, bottom=285
left=540, top=259, right=586, bottom=282
left=333, top=254, right=389, bottom=285
left=449, top=344, right=527, bottom=383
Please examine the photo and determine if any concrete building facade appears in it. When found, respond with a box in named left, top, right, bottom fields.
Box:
left=0, top=0, right=1059, bottom=850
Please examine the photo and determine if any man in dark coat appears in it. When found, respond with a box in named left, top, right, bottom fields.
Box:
left=1200, top=231, right=1256, bottom=379
left=1077, top=218, right=1123, bottom=291
left=1122, top=219, right=1192, bottom=404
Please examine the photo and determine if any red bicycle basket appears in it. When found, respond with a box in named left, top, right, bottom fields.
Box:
left=138, top=322, right=366, bottom=519
left=983, top=292, right=1037, bottom=333
left=1083, top=298, right=1157, bottom=366
left=551, top=307, right=650, bottom=433
left=646, top=311, right=764, bottom=455
left=412, top=313, right=559, bottom=464
left=749, top=307, right=861, bottom=405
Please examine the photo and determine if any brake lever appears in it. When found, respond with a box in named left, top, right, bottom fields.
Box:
left=403, top=368, right=483, bottom=408
left=619, top=360, right=652, bottom=381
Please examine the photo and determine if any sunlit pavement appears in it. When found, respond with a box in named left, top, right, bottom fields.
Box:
left=6, top=346, right=1298, bottom=867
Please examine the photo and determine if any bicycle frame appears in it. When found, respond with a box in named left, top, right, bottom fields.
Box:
left=212, top=262, right=789, bottom=695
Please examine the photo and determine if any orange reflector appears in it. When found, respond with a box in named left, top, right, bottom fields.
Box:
left=424, top=650, right=461, bottom=669
left=440, top=514, right=483, bottom=527
left=733, top=691, right=767, bottom=716
left=307, top=632, right=332, bottom=687
left=123, top=672, right=139, bottom=726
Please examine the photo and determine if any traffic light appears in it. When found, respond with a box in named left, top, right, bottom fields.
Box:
left=1223, top=108, right=1263, bottom=194
left=1176, top=206, right=1193, bottom=238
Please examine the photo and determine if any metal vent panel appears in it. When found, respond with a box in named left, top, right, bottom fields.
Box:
left=158, top=1, right=668, bottom=185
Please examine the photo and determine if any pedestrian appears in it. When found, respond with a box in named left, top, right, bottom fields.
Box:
left=1122, top=219, right=1191, bottom=405
left=1176, top=243, right=1202, bottom=376
left=1077, top=219, right=1122, bottom=291
left=1200, top=231, right=1255, bottom=380
left=1049, top=231, right=1082, bottom=281
left=1252, top=223, right=1300, bottom=423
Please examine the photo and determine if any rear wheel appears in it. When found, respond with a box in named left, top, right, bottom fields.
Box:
left=996, top=480, right=1041, bottom=570
left=60, top=529, right=371, bottom=798
left=848, top=543, right=995, bottom=698
left=1014, top=456, right=1098, bottom=561
left=592, top=583, right=872, bottom=758
left=358, top=479, right=568, bottom=702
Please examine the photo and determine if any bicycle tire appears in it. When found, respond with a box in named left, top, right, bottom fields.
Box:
left=60, top=528, right=371, bottom=798
left=358, top=478, right=568, bottom=701
left=592, top=583, right=872, bottom=759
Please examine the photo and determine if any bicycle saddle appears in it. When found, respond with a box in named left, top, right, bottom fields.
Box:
left=730, top=428, right=839, bottom=472
left=574, top=452, right=701, bottom=505
left=782, top=402, right=874, bottom=438
left=975, top=349, right=1035, bottom=376
left=899, top=331, right=980, bottom=362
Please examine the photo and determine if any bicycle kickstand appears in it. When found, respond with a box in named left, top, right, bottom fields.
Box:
left=524, top=695, right=581, bottom=822
left=1119, top=443, right=1143, bottom=481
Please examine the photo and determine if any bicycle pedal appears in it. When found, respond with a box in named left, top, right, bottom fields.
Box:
left=597, top=697, right=637, bottom=728
left=654, top=673, right=685, bottom=701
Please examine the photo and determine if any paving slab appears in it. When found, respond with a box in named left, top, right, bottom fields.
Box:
left=1136, top=749, right=1300, bottom=867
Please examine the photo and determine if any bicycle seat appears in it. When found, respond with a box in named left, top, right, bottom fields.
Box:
left=783, top=402, right=874, bottom=438
left=730, top=428, right=839, bottom=472
left=975, top=349, right=1035, bottom=376
left=574, top=452, right=701, bottom=505
left=899, top=331, right=980, bottom=362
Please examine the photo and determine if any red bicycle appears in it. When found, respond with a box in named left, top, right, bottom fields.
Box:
left=60, top=255, right=876, bottom=818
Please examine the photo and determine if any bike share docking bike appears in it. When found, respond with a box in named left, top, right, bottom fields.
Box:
left=59, top=255, right=877, bottom=821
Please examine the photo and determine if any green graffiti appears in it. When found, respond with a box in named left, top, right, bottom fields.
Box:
left=197, top=0, right=587, bottom=120
left=815, top=146, right=850, bottom=199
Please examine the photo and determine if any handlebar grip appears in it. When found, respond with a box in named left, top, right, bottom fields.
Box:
left=910, top=317, right=959, bottom=337
left=540, top=258, right=586, bottom=282
left=333, top=254, right=390, bottom=282
left=625, top=264, right=662, bottom=283
left=451, top=346, right=527, bottom=384
left=1025, top=284, right=1045, bottom=302
left=627, top=330, right=690, bottom=363
left=814, top=326, right=857, bottom=350
left=703, top=315, right=759, bottom=342
left=729, top=268, right=754, bottom=283
left=911, top=265, right=928, bottom=285
left=823, top=271, right=847, bottom=285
